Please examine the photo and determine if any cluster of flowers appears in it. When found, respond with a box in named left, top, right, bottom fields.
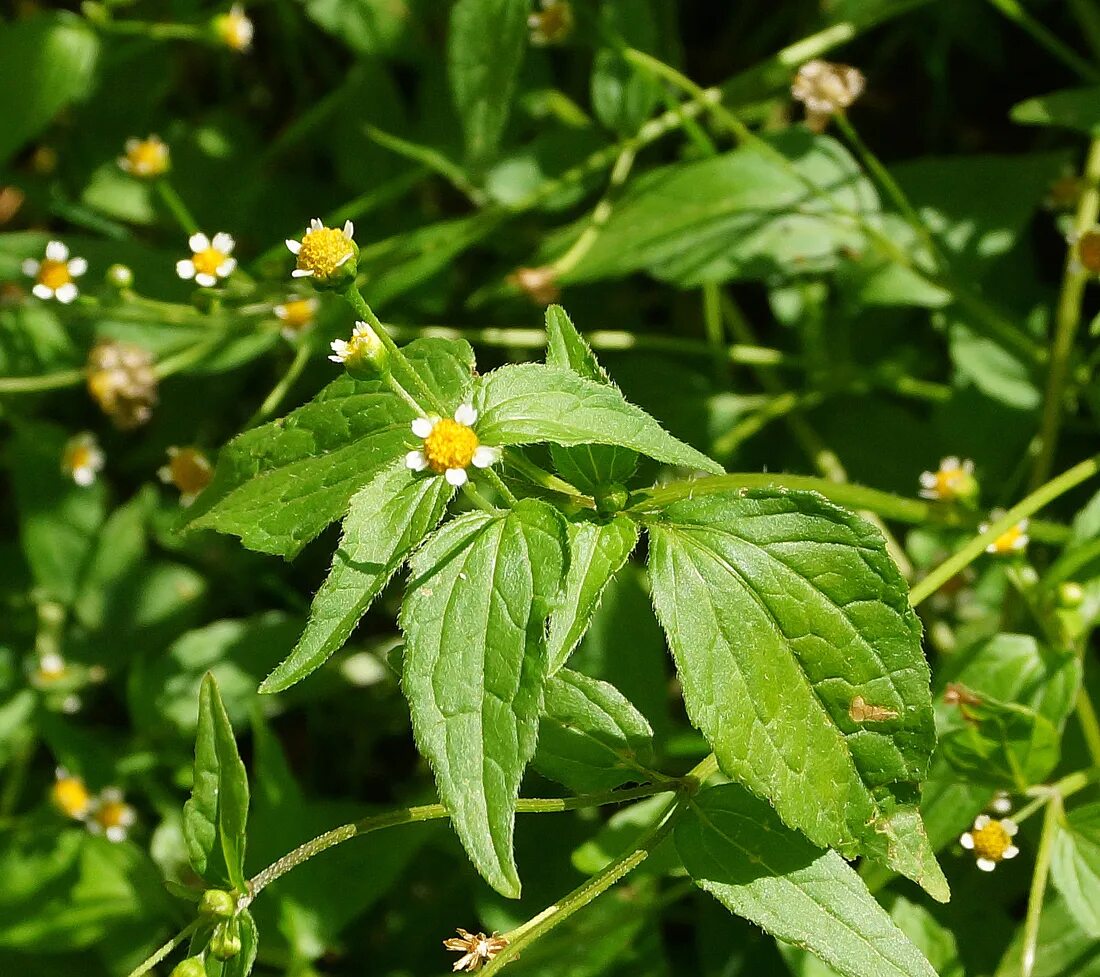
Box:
left=919, top=456, right=1030, bottom=555
left=51, top=768, right=137, bottom=843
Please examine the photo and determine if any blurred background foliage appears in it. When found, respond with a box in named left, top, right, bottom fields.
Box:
left=3, top=0, right=1100, bottom=975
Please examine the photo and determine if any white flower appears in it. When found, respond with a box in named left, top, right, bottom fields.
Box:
left=919, top=456, right=977, bottom=502
left=274, top=296, right=319, bottom=338
left=405, top=404, right=501, bottom=487
left=176, top=232, right=237, bottom=288
left=960, top=814, right=1019, bottom=872
left=62, top=432, right=105, bottom=487
left=329, top=321, right=382, bottom=365
left=286, top=218, right=356, bottom=282
left=981, top=515, right=1030, bottom=555
left=87, top=787, right=137, bottom=843
left=214, top=4, right=254, bottom=51
left=22, top=240, right=87, bottom=304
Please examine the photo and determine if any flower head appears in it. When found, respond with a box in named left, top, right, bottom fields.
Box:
left=274, top=296, right=319, bottom=339
left=443, top=929, right=509, bottom=973
left=919, top=456, right=978, bottom=504
left=792, top=60, right=865, bottom=130
left=960, top=814, right=1019, bottom=872
left=1074, top=228, right=1100, bottom=276
left=406, top=405, right=501, bottom=487
left=177, top=232, right=237, bottom=288
left=213, top=4, right=253, bottom=51
left=118, top=135, right=170, bottom=179
left=62, top=432, right=105, bottom=487
left=528, top=0, right=574, bottom=45
left=158, top=446, right=213, bottom=505
left=508, top=265, right=560, bottom=305
left=30, top=652, right=69, bottom=689
left=51, top=768, right=93, bottom=821
left=88, top=787, right=137, bottom=843
left=22, top=240, right=87, bottom=304
left=329, top=320, right=387, bottom=377
left=981, top=514, right=1030, bottom=556
left=286, top=219, right=358, bottom=286
left=87, top=340, right=158, bottom=429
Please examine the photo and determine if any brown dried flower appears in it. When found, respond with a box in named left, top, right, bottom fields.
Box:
left=508, top=266, right=560, bottom=306
left=443, top=929, right=509, bottom=973
left=791, top=60, right=865, bottom=131
left=86, top=341, right=158, bottom=429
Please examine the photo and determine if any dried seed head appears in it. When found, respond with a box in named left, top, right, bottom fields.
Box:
left=443, top=928, right=509, bottom=973
left=86, top=341, right=158, bottom=429
left=791, top=60, right=865, bottom=130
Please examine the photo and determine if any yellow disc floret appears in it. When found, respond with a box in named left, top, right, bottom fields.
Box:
left=297, top=228, right=353, bottom=278
left=277, top=298, right=316, bottom=329
left=161, top=447, right=213, bottom=499
left=423, top=418, right=480, bottom=473
left=971, top=819, right=1012, bottom=862
left=120, top=136, right=170, bottom=178
left=38, top=259, right=72, bottom=292
left=193, top=247, right=228, bottom=279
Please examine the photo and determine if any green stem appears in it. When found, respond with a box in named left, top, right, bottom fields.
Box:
left=481, top=466, right=518, bottom=505
left=1021, top=795, right=1061, bottom=977
left=985, top=0, right=1100, bottom=82
left=0, top=368, right=85, bottom=393
left=713, top=390, right=826, bottom=459
left=155, top=179, right=200, bottom=236
left=629, top=472, right=1071, bottom=544
left=96, top=19, right=208, bottom=43
left=504, top=449, right=593, bottom=507
left=1069, top=0, right=1100, bottom=62
left=154, top=334, right=229, bottom=379
left=124, top=920, right=201, bottom=977
left=1075, top=688, right=1100, bottom=767
left=1030, top=137, right=1100, bottom=491
left=246, top=342, right=311, bottom=428
left=910, top=451, right=1100, bottom=607
left=702, top=283, right=728, bottom=382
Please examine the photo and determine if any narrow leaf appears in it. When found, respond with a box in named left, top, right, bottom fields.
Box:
left=677, top=784, right=939, bottom=977
left=476, top=363, right=722, bottom=474
left=547, top=515, right=638, bottom=673
left=648, top=488, right=942, bottom=895
left=401, top=499, right=568, bottom=896
left=260, top=462, right=453, bottom=693
left=534, top=668, right=655, bottom=793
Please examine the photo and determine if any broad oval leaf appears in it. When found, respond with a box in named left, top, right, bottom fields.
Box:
left=547, top=514, right=638, bottom=673
left=259, top=461, right=454, bottom=694
left=400, top=499, right=568, bottom=897
left=677, top=784, right=939, bottom=977
left=647, top=488, right=939, bottom=890
left=534, top=668, right=655, bottom=793
left=1051, top=802, right=1100, bottom=938
left=475, top=363, right=722, bottom=474
left=184, top=338, right=473, bottom=558
left=183, top=673, right=250, bottom=893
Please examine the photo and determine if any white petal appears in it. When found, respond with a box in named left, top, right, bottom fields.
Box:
left=21, top=258, right=39, bottom=276
left=942, top=456, right=960, bottom=470
left=960, top=833, right=974, bottom=849
left=411, top=417, right=435, bottom=438
left=918, top=489, right=937, bottom=500
left=45, top=241, right=68, bottom=261
left=125, top=138, right=140, bottom=152
left=67, top=257, right=87, bottom=277
left=329, top=340, right=348, bottom=360
left=919, top=471, right=937, bottom=487
left=106, top=825, right=127, bottom=843
left=472, top=445, right=500, bottom=468
left=310, top=217, right=323, bottom=230
left=188, top=232, right=209, bottom=252
left=291, top=268, right=313, bottom=278
left=334, top=251, right=352, bottom=269
left=454, top=403, right=477, bottom=426
left=1003, top=819, right=1019, bottom=836
left=195, top=273, right=216, bottom=288
left=1004, top=845, right=1019, bottom=859
left=1012, top=535, right=1029, bottom=550
left=976, top=858, right=996, bottom=872
left=176, top=259, right=196, bottom=280
left=343, top=219, right=354, bottom=238
left=73, top=467, right=95, bottom=487
left=406, top=450, right=429, bottom=472
left=55, top=283, right=78, bottom=304
left=285, top=238, right=302, bottom=254
left=32, top=283, right=53, bottom=299
left=217, top=257, right=237, bottom=276
left=974, top=815, right=990, bottom=829
left=445, top=467, right=468, bottom=487
left=211, top=232, right=235, bottom=253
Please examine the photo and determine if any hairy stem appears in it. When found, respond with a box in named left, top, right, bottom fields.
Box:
left=1021, top=795, right=1061, bottom=977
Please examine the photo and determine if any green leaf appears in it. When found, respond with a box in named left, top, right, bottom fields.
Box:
left=938, top=690, right=1060, bottom=790
left=948, top=322, right=1040, bottom=411
left=475, top=364, right=722, bottom=474
left=1011, top=86, right=1100, bottom=136
left=647, top=488, right=943, bottom=896
left=0, top=14, right=99, bottom=165
left=534, top=668, right=655, bottom=793
left=676, top=784, right=939, bottom=977
left=183, top=674, right=250, bottom=893
left=222, top=909, right=259, bottom=977
left=184, top=338, right=473, bottom=558
left=401, top=499, right=568, bottom=897
left=448, top=0, right=529, bottom=166
left=547, top=515, right=638, bottom=672
left=259, top=461, right=454, bottom=694
left=544, top=305, right=639, bottom=492
left=545, top=130, right=878, bottom=286
left=1052, top=803, right=1100, bottom=938
left=303, top=0, right=418, bottom=56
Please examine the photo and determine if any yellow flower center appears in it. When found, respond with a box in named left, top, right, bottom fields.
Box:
left=991, top=525, right=1025, bottom=554
left=935, top=469, right=967, bottom=498
left=168, top=449, right=213, bottom=496
left=423, top=419, right=480, bottom=473
left=297, top=227, right=354, bottom=279
left=52, top=777, right=91, bottom=818
left=193, top=247, right=228, bottom=278
left=215, top=11, right=251, bottom=50
left=126, top=140, right=168, bottom=177
left=38, top=259, right=71, bottom=291
left=65, top=444, right=94, bottom=472
left=279, top=299, right=315, bottom=328
left=971, top=821, right=1012, bottom=862
left=96, top=800, right=131, bottom=830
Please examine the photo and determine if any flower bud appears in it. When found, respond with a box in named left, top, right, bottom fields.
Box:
left=1057, top=581, right=1085, bottom=609
left=595, top=483, right=630, bottom=517
left=106, top=263, right=134, bottom=289
left=169, top=958, right=207, bottom=977
left=328, top=321, right=389, bottom=379
left=199, top=888, right=236, bottom=920
left=210, top=918, right=242, bottom=961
